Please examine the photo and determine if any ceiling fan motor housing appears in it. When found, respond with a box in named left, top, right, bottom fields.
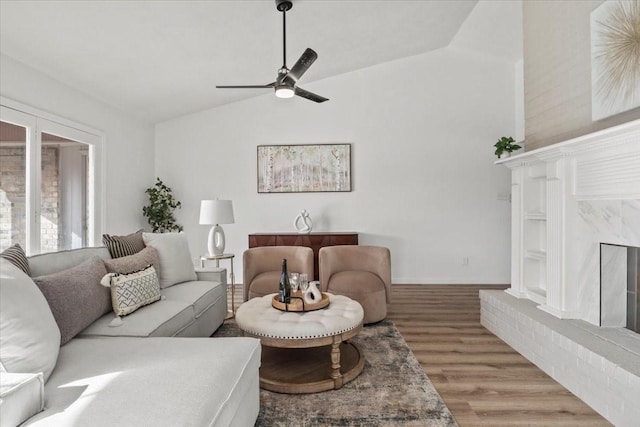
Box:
left=276, top=0, right=292, bottom=12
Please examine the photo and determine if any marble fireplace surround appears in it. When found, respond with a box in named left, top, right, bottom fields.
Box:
left=480, top=119, right=640, bottom=426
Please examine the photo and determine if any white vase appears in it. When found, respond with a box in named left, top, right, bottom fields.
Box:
left=303, top=281, right=322, bottom=304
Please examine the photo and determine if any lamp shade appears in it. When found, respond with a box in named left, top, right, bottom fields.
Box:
left=199, top=200, right=235, bottom=225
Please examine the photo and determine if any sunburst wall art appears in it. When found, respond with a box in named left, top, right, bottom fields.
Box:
left=590, top=0, right=640, bottom=121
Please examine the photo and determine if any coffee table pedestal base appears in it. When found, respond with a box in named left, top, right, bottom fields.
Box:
left=259, top=341, right=364, bottom=394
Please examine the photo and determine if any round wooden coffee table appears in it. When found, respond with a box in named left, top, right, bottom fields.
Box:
left=235, top=293, right=365, bottom=394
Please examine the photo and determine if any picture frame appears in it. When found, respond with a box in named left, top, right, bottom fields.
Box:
left=257, top=144, right=351, bottom=193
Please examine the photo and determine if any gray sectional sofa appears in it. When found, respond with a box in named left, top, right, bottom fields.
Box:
left=0, top=246, right=261, bottom=427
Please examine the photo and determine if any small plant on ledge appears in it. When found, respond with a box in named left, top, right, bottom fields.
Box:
left=142, top=177, right=184, bottom=233
left=494, top=136, right=522, bottom=159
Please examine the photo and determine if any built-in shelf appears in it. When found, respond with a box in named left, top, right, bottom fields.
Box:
left=525, top=249, right=547, bottom=261
left=525, top=211, right=546, bottom=221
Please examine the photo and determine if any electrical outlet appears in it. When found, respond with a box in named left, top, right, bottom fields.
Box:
left=462, top=257, right=469, bottom=266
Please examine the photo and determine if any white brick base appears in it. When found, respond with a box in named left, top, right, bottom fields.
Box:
left=480, top=290, right=640, bottom=427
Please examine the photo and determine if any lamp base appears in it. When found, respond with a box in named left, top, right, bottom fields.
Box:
left=208, top=224, right=225, bottom=256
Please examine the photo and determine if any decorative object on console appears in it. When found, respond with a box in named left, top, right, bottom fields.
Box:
left=142, top=177, right=183, bottom=233
left=199, top=199, right=235, bottom=256
left=0, top=243, right=31, bottom=275
left=257, top=144, right=351, bottom=193
left=591, top=0, right=640, bottom=120
left=100, top=265, right=162, bottom=316
left=293, top=209, right=313, bottom=233
left=216, top=0, right=329, bottom=103
left=102, top=229, right=145, bottom=258
left=493, top=136, right=521, bottom=159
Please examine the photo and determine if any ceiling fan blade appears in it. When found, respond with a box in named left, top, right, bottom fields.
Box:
left=216, top=83, right=276, bottom=89
left=294, top=87, right=328, bottom=103
left=287, top=48, right=318, bottom=82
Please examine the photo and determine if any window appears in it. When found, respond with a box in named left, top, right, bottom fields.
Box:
left=0, top=102, right=103, bottom=255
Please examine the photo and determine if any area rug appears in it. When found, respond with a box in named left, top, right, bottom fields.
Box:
left=213, top=320, right=458, bottom=426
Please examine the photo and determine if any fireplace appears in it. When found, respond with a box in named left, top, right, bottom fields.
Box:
left=481, top=119, right=640, bottom=426
left=600, top=244, right=640, bottom=333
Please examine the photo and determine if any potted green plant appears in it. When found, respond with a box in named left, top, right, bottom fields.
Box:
left=494, top=136, right=522, bottom=159
left=142, top=177, right=184, bottom=233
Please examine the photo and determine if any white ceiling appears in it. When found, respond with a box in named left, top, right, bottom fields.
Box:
left=0, top=0, right=521, bottom=124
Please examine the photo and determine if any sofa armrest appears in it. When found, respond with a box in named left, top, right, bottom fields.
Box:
left=194, top=267, right=227, bottom=285
left=0, top=372, right=44, bottom=427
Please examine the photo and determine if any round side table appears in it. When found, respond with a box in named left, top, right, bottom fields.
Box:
left=200, top=253, right=235, bottom=318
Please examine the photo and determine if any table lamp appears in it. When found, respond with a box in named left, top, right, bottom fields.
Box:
left=199, top=200, right=234, bottom=256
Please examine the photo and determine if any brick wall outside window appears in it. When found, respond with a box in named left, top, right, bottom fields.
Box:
left=0, top=146, right=60, bottom=252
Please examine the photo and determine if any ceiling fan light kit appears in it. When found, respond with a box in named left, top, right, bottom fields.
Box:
left=275, top=86, right=295, bottom=99
left=216, top=0, right=328, bottom=103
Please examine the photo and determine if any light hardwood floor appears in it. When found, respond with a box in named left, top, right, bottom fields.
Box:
left=387, top=285, right=611, bottom=426
left=230, top=284, right=610, bottom=426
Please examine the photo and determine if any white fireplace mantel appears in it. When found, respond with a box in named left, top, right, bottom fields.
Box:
left=498, top=119, right=640, bottom=324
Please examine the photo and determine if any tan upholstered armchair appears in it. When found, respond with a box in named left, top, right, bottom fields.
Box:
left=319, top=245, right=391, bottom=324
left=243, top=246, right=314, bottom=301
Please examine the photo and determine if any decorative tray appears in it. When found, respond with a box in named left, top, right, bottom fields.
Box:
left=272, top=292, right=330, bottom=312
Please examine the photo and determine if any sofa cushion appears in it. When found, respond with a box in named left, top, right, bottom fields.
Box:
left=79, top=297, right=193, bottom=337
left=25, top=336, right=261, bottom=427
left=28, top=247, right=111, bottom=278
left=143, top=232, right=197, bottom=288
left=0, top=243, right=31, bottom=275
left=33, top=257, right=110, bottom=345
left=103, top=246, right=160, bottom=275
left=102, top=229, right=145, bottom=258
left=0, top=259, right=60, bottom=381
left=102, top=265, right=161, bottom=316
left=162, top=280, right=226, bottom=318
left=0, top=372, right=44, bottom=427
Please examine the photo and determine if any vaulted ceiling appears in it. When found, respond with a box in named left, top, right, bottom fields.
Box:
left=0, top=1, right=521, bottom=124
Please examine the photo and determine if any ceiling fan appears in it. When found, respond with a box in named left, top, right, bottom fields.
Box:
left=216, top=0, right=328, bottom=103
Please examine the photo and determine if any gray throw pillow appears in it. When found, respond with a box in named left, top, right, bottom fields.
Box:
left=103, top=246, right=160, bottom=275
left=33, top=257, right=110, bottom=345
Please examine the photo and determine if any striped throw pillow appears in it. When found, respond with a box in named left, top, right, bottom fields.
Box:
left=0, top=244, right=31, bottom=276
left=102, top=230, right=145, bottom=259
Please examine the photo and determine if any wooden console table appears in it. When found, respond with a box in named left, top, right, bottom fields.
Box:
left=248, top=232, right=358, bottom=280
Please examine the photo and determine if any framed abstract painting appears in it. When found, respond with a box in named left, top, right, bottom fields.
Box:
left=257, top=144, right=351, bottom=193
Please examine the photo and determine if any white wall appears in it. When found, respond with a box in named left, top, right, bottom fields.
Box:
left=523, top=0, right=640, bottom=150
left=0, top=54, right=155, bottom=234
left=156, top=46, right=515, bottom=284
